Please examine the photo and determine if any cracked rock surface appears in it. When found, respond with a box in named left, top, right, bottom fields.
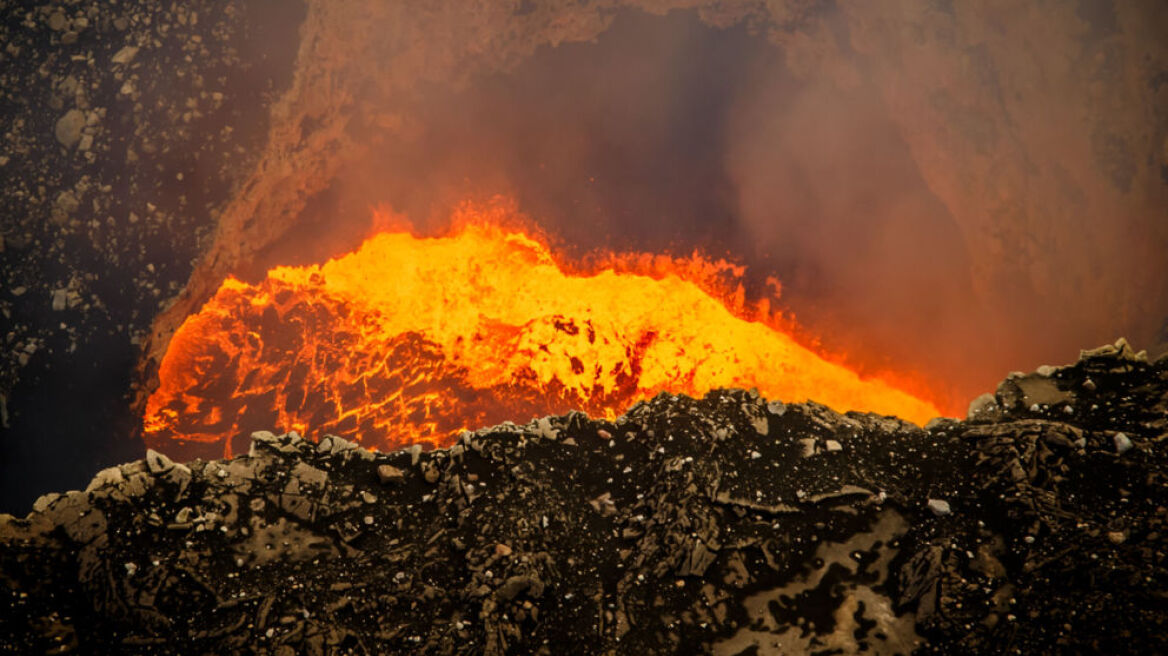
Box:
left=1, top=339, right=1166, bottom=654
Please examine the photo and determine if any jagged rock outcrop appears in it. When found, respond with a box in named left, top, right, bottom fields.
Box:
left=1, top=339, right=1166, bottom=654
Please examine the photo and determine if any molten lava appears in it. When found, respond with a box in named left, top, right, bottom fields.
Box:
left=144, top=203, right=940, bottom=458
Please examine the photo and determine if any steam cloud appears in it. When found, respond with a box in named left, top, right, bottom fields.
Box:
left=152, top=0, right=1168, bottom=413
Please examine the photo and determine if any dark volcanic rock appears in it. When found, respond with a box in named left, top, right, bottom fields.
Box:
left=1, top=339, right=1166, bottom=654
left=0, top=0, right=306, bottom=512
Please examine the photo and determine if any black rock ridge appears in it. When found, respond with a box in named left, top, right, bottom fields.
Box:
left=2, top=339, right=1166, bottom=654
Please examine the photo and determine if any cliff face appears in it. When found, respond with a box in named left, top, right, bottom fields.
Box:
left=3, top=339, right=1166, bottom=654
left=856, top=0, right=1168, bottom=365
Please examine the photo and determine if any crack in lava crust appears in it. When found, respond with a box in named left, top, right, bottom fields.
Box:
left=144, top=202, right=940, bottom=459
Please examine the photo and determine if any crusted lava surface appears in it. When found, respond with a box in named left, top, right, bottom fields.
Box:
left=1, top=339, right=1166, bottom=654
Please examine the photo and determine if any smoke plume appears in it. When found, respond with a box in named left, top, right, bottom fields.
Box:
left=145, top=0, right=1168, bottom=413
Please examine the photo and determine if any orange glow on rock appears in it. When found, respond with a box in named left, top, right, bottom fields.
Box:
left=144, top=201, right=940, bottom=458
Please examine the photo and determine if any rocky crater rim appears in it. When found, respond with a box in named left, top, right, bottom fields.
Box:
left=9, top=336, right=1163, bottom=520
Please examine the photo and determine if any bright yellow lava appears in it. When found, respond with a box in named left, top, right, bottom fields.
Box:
left=145, top=203, right=939, bottom=458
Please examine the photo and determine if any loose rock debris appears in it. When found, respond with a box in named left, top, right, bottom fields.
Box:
left=0, top=1, right=304, bottom=506
left=1, top=340, right=1167, bottom=654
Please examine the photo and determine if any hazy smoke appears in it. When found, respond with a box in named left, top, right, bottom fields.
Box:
left=159, top=0, right=1168, bottom=413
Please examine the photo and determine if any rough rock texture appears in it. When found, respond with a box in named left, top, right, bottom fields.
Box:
left=0, top=0, right=305, bottom=510
left=2, top=339, right=1166, bottom=654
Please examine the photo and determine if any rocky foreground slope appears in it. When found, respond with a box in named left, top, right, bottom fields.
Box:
left=2, top=339, right=1166, bottom=654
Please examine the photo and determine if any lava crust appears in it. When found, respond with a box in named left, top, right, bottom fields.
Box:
left=2, top=339, right=1166, bottom=654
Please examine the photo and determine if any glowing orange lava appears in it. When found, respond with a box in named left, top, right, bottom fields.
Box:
left=144, top=202, right=940, bottom=458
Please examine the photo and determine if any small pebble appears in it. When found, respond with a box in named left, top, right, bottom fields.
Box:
left=1114, top=432, right=1133, bottom=455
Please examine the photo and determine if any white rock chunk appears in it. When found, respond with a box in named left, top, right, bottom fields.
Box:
left=967, top=393, right=998, bottom=419
left=145, top=449, right=174, bottom=474
left=1114, top=432, right=1133, bottom=455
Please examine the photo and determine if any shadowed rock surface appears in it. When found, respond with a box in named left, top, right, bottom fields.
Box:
left=1, top=339, right=1166, bottom=654
left=0, top=0, right=306, bottom=511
